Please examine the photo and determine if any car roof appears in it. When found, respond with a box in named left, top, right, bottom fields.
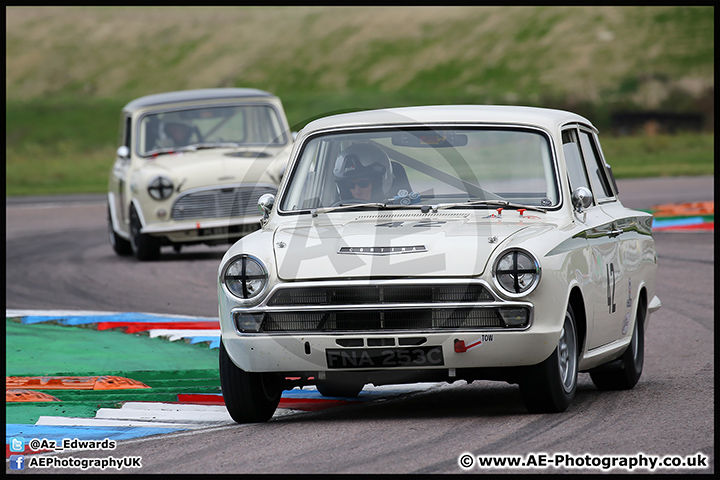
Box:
left=123, top=88, right=277, bottom=112
left=299, top=105, right=595, bottom=137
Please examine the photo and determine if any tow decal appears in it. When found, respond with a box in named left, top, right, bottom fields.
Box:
left=454, top=334, right=494, bottom=353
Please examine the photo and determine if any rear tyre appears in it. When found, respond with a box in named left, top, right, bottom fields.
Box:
left=129, top=206, right=160, bottom=261
left=219, top=341, right=282, bottom=423
left=107, top=205, right=132, bottom=256
left=589, top=296, right=646, bottom=390
left=520, top=304, right=579, bottom=413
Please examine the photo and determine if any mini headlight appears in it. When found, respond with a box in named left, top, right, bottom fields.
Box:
left=223, top=255, right=268, bottom=300
left=148, top=176, right=174, bottom=200
left=493, top=248, right=541, bottom=297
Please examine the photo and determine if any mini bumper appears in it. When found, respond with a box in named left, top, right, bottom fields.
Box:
left=142, top=216, right=262, bottom=241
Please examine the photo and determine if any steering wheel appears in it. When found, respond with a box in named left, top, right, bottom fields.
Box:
left=192, top=126, right=204, bottom=143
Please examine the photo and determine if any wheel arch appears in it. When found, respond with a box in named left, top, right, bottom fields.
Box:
left=568, top=285, right=587, bottom=356
left=636, top=285, right=648, bottom=331
left=129, top=198, right=148, bottom=230
left=107, top=192, right=130, bottom=239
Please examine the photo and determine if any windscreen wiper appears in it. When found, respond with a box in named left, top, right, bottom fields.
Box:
left=144, top=145, right=199, bottom=157
left=311, top=202, right=390, bottom=217
left=437, top=199, right=547, bottom=213
left=192, top=142, right=242, bottom=149
left=310, top=201, right=432, bottom=216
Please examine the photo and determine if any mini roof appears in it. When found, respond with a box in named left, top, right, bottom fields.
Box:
left=123, top=88, right=275, bottom=112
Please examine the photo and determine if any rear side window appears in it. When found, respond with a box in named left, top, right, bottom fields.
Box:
left=561, top=129, right=591, bottom=194
left=118, top=115, right=131, bottom=149
left=579, top=130, right=613, bottom=201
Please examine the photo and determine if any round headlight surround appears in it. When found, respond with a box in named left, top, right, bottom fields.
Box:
left=147, top=175, right=174, bottom=200
left=222, top=254, right=269, bottom=301
left=492, top=248, right=541, bottom=297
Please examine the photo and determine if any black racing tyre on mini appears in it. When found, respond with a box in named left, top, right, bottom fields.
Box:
left=219, top=340, right=282, bottom=423
left=520, top=303, right=579, bottom=413
left=589, top=296, right=646, bottom=391
left=129, top=205, right=160, bottom=261
left=107, top=205, right=132, bottom=256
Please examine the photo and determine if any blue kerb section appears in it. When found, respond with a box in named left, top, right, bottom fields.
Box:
left=653, top=216, right=705, bottom=229
left=6, top=424, right=186, bottom=444
left=188, top=336, right=220, bottom=349
left=19, top=312, right=206, bottom=325
left=183, top=387, right=421, bottom=400
left=281, top=388, right=410, bottom=399
left=282, top=389, right=330, bottom=399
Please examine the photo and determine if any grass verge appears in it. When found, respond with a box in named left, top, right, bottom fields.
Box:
left=6, top=98, right=714, bottom=196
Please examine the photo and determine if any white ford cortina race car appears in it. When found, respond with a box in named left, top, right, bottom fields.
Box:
left=108, top=88, right=293, bottom=261
left=217, top=105, right=661, bottom=422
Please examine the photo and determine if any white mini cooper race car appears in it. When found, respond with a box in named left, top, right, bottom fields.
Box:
left=217, top=105, right=661, bottom=422
left=108, top=88, right=293, bottom=261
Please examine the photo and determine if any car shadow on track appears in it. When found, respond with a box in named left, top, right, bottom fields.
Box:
left=273, top=376, right=607, bottom=422
left=276, top=383, right=531, bottom=422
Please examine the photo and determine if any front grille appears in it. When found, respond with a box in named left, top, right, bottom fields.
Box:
left=240, top=284, right=526, bottom=333
left=172, top=185, right=276, bottom=220
left=267, top=284, right=494, bottom=306
left=260, top=308, right=508, bottom=332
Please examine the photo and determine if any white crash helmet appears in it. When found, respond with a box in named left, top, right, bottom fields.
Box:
left=333, top=143, right=393, bottom=194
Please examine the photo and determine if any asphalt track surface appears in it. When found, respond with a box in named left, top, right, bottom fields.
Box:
left=4, top=176, right=714, bottom=474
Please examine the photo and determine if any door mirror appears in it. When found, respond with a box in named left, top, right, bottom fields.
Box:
left=571, top=187, right=593, bottom=213
left=116, top=145, right=130, bottom=160
left=258, top=193, right=275, bottom=225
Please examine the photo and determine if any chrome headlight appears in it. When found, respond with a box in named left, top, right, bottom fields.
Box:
left=147, top=176, right=174, bottom=200
left=222, top=255, right=269, bottom=300
left=493, top=248, right=541, bottom=297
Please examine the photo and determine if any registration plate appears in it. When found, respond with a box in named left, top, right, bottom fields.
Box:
left=326, top=346, right=444, bottom=369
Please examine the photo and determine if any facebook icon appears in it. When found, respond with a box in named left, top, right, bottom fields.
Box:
left=9, top=455, right=25, bottom=470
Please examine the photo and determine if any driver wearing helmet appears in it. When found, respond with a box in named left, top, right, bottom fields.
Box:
left=333, top=143, right=393, bottom=202
left=156, top=112, right=195, bottom=148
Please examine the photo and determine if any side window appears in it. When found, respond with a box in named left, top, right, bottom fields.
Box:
left=124, top=117, right=132, bottom=152
left=118, top=115, right=131, bottom=149
left=561, top=128, right=591, bottom=194
left=579, top=130, right=613, bottom=201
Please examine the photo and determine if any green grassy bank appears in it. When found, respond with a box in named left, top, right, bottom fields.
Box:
left=6, top=97, right=714, bottom=197
left=6, top=7, right=714, bottom=196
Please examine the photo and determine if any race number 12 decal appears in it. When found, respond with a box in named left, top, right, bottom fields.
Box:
left=607, top=262, right=616, bottom=314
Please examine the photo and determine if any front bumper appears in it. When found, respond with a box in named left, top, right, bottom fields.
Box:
left=219, top=279, right=562, bottom=373
left=142, top=216, right=262, bottom=242
left=222, top=329, right=560, bottom=373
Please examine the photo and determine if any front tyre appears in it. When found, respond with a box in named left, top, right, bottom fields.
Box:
left=219, top=341, right=282, bottom=423
left=520, top=304, right=579, bottom=413
left=589, top=296, right=646, bottom=390
left=129, top=206, right=160, bottom=261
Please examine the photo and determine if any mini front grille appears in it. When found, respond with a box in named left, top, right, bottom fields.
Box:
left=266, top=284, right=494, bottom=306
left=172, top=185, right=276, bottom=220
